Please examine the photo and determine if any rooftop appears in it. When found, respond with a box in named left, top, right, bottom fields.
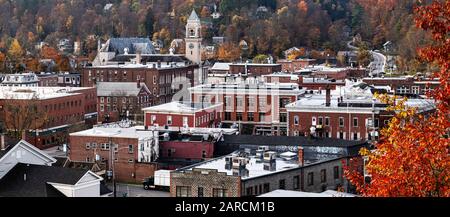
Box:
left=70, top=126, right=155, bottom=139
left=100, top=37, right=156, bottom=55
left=259, top=189, right=356, bottom=197
left=0, top=163, right=88, bottom=197
left=189, top=82, right=304, bottom=95
left=142, top=101, right=222, bottom=114
left=96, top=82, right=150, bottom=96
left=0, top=86, right=92, bottom=100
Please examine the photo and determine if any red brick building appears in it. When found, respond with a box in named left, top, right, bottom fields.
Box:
left=0, top=86, right=97, bottom=149
left=262, top=73, right=345, bottom=90
left=362, top=76, right=440, bottom=96
left=81, top=60, right=202, bottom=105
left=286, top=84, right=435, bottom=141
left=277, top=59, right=316, bottom=72
left=96, top=81, right=152, bottom=124
left=189, top=82, right=305, bottom=135
left=69, top=127, right=159, bottom=183
left=142, top=101, right=222, bottom=128
left=228, top=63, right=282, bottom=76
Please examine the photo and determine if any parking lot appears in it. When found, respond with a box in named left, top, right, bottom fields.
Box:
left=107, top=183, right=170, bottom=197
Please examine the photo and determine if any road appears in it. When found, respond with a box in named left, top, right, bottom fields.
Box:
left=108, top=183, right=170, bottom=197
left=347, top=41, right=386, bottom=76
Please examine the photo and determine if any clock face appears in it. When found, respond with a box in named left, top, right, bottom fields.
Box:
left=189, top=43, right=194, bottom=49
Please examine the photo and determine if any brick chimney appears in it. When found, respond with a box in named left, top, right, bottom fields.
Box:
left=298, top=147, right=304, bottom=166
left=325, top=85, right=331, bottom=107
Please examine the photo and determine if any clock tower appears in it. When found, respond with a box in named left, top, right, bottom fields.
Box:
left=185, top=9, right=202, bottom=64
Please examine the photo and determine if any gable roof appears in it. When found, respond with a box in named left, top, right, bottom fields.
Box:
left=101, top=38, right=156, bottom=55
left=0, top=140, right=56, bottom=164
left=0, top=163, right=89, bottom=197
left=96, top=82, right=150, bottom=96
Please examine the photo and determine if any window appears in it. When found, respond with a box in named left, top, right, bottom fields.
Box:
left=294, top=115, right=299, bottom=125
left=225, top=112, right=231, bottom=121
left=293, top=176, right=300, bottom=190
left=279, top=179, right=286, bottom=189
left=411, top=86, right=420, bottom=94
left=318, top=117, right=323, bottom=125
left=128, top=145, right=133, bottom=153
left=86, top=157, right=90, bottom=162
left=307, top=172, right=314, bottom=186
left=168, top=149, right=172, bottom=157
left=312, top=117, right=317, bottom=125
left=151, top=115, right=156, bottom=124
left=85, top=143, right=91, bottom=150
left=101, top=143, right=110, bottom=150
left=246, top=187, right=253, bottom=196
left=259, top=97, right=266, bottom=111
left=236, top=112, right=243, bottom=121
left=259, top=113, right=265, bottom=122
left=198, top=187, right=204, bottom=197
left=321, top=169, right=327, bottom=183
left=334, top=166, right=340, bottom=179
left=176, top=186, right=191, bottom=197
left=247, top=112, right=254, bottom=121
left=167, top=116, right=172, bottom=125
left=353, top=117, right=358, bottom=127
left=325, top=117, right=330, bottom=126
left=248, top=97, right=255, bottom=110
left=183, top=117, right=188, bottom=126
left=280, top=98, right=290, bottom=108
left=353, top=133, right=358, bottom=140
left=100, top=97, right=104, bottom=103
left=339, top=117, right=344, bottom=127
left=279, top=113, right=287, bottom=123
left=339, top=132, right=344, bottom=139
left=202, top=150, right=207, bottom=159
left=263, top=183, right=270, bottom=193
left=236, top=97, right=244, bottom=110
left=224, top=96, right=232, bottom=111
left=212, top=188, right=227, bottom=197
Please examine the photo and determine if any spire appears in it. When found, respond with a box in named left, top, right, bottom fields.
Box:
left=188, top=9, right=200, bottom=21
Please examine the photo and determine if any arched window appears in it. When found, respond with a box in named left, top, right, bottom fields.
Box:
left=190, top=29, right=195, bottom=37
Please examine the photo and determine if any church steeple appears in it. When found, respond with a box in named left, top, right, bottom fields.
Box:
left=185, top=9, right=202, bottom=64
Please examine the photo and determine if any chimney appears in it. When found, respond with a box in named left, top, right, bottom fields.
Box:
left=0, top=134, right=5, bottom=150
left=298, top=147, right=304, bottom=166
left=325, top=85, right=331, bottom=107
left=136, top=52, right=142, bottom=64
left=298, top=75, right=303, bottom=85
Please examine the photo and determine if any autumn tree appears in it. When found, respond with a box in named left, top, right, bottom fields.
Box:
left=253, top=54, right=269, bottom=63
left=344, top=1, right=450, bottom=197
left=217, top=42, right=240, bottom=62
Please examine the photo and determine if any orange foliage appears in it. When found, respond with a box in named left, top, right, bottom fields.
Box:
left=344, top=1, right=450, bottom=197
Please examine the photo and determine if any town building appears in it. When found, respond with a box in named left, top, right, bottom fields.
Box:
left=228, top=63, right=282, bottom=76
left=170, top=136, right=368, bottom=197
left=0, top=86, right=97, bottom=149
left=0, top=73, right=40, bottom=87
left=0, top=140, right=109, bottom=197
left=189, top=81, right=305, bottom=135
left=69, top=125, right=237, bottom=182
left=96, top=81, right=152, bottom=123
left=362, top=76, right=440, bottom=97
left=69, top=126, right=159, bottom=183
left=35, top=73, right=59, bottom=86
left=286, top=81, right=436, bottom=141
left=258, top=189, right=356, bottom=197
left=262, top=73, right=346, bottom=90
left=185, top=10, right=203, bottom=64
left=277, top=59, right=317, bottom=72
left=142, top=101, right=222, bottom=128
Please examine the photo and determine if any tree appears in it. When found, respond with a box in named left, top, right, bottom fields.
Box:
left=357, top=45, right=372, bottom=67
left=2, top=92, right=49, bottom=141
left=253, top=54, right=269, bottom=63
left=7, top=39, right=24, bottom=60
left=344, top=1, right=450, bottom=197
left=217, top=42, right=240, bottom=62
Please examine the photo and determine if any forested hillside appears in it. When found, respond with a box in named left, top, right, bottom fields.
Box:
left=0, top=0, right=434, bottom=71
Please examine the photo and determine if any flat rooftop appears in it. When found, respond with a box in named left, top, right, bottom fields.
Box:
left=142, top=101, right=222, bottom=114
left=0, top=86, right=92, bottom=100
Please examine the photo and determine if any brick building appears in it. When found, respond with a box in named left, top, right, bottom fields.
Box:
left=142, top=101, right=222, bottom=128
left=277, top=59, right=316, bottom=72
left=81, top=61, right=201, bottom=105
left=286, top=82, right=435, bottom=141
left=262, top=73, right=345, bottom=90
left=228, top=63, right=282, bottom=76
left=171, top=136, right=368, bottom=197
left=96, top=81, right=152, bottom=123
left=0, top=86, right=97, bottom=149
left=189, top=82, right=305, bottom=135
left=69, top=127, right=159, bottom=183
left=362, top=76, right=440, bottom=96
